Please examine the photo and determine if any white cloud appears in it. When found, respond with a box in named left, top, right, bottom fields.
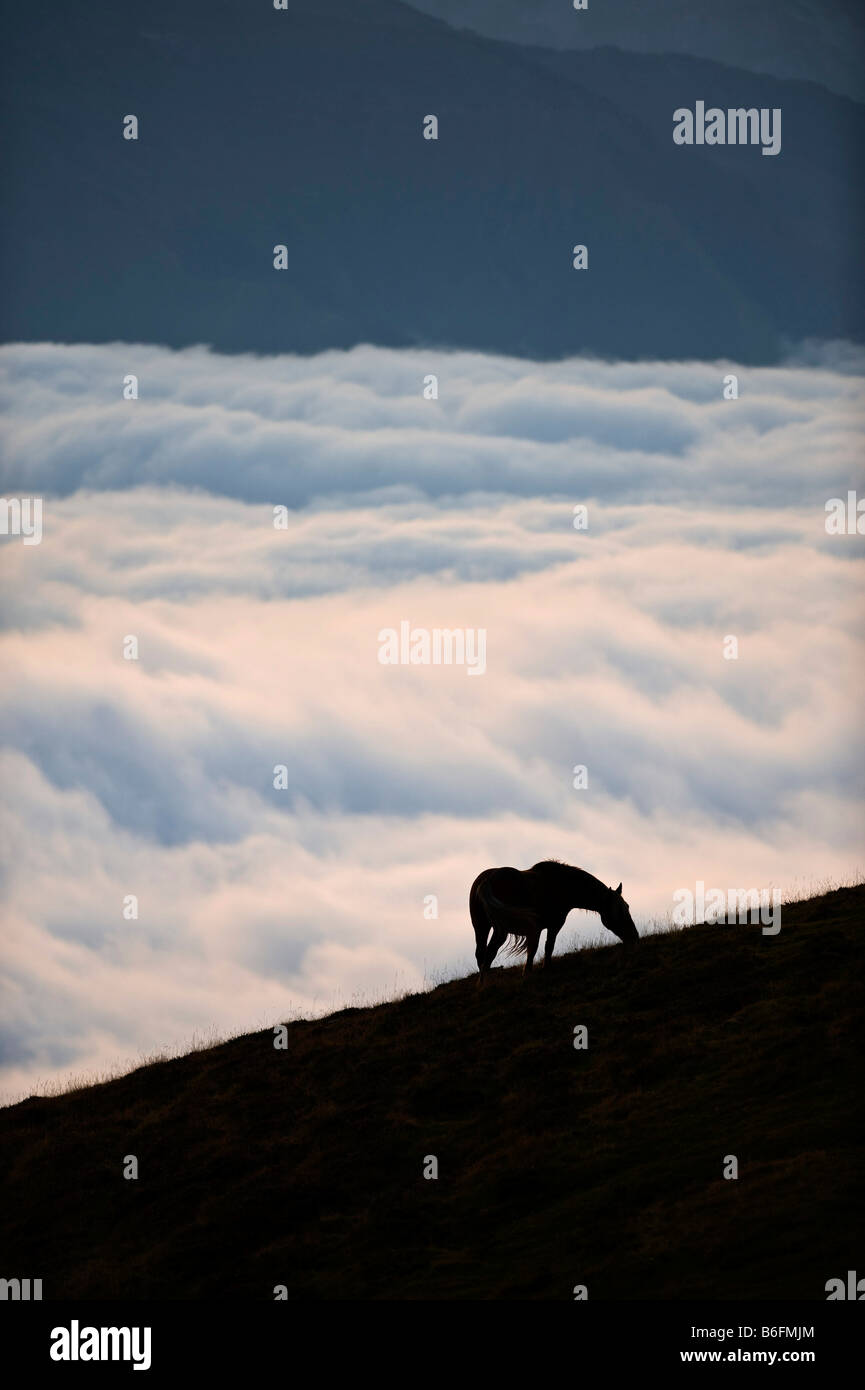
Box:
left=0, top=342, right=862, bottom=1100
left=2, top=340, right=863, bottom=505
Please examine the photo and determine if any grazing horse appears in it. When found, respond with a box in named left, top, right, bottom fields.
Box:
left=470, top=860, right=638, bottom=978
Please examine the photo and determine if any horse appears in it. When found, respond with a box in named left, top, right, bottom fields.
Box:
left=470, top=859, right=638, bottom=978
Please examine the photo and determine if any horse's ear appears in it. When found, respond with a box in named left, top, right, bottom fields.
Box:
left=615, top=883, right=622, bottom=895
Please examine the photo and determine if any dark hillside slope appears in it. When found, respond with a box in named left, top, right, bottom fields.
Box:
left=1, top=886, right=862, bottom=1300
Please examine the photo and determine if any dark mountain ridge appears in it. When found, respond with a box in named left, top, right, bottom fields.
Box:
left=1, top=0, right=862, bottom=362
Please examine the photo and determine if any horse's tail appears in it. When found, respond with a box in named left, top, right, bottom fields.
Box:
left=476, top=877, right=541, bottom=955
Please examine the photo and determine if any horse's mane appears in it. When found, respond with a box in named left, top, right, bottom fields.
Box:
left=531, top=859, right=608, bottom=888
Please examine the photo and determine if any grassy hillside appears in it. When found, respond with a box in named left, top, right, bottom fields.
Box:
left=1, top=886, right=862, bottom=1300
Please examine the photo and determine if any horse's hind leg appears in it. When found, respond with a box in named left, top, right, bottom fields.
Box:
left=481, top=924, right=507, bottom=979
left=470, top=891, right=492, bottom=975
left=474, top=921, right=491, bottom=974
left=543, top=924, right=561, bottom=970
left=523, top=931, right=540, bottom=976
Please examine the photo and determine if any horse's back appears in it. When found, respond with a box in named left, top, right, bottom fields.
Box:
left=471, top=865, right=544, bottom=913
left=470, top=865, right=522, bottom=898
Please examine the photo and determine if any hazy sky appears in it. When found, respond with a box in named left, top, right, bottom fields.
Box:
left=0, top=340, right=863, bottom=1100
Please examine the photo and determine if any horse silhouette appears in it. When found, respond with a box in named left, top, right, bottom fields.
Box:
left=470, top=860, right=638, bottom=977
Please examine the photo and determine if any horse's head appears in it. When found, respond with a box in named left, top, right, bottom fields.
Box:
left=601, top=883, right=638, bottom=945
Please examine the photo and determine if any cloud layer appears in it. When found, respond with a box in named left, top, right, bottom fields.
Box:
left=1, top=342, right=863, bottom=1100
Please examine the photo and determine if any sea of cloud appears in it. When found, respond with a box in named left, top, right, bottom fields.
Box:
left=0, top=341, right=862, bottom=1100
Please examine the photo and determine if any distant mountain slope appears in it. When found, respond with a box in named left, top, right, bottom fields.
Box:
left=1, top=886, right=861, bottom=1300
left=407, top=0, right=865, bottom=102
left=0, top=0, right=862, bottom=362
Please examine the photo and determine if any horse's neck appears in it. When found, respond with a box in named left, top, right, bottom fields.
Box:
left=559, top=866, right=608, bottom=911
